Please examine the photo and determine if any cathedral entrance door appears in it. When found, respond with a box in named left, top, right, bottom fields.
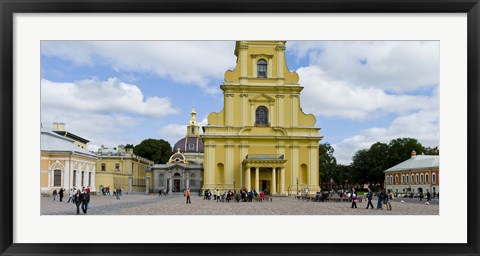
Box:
left=174, top=179, right=181, bottom=192
left=261, top=180, right=271, bottom=194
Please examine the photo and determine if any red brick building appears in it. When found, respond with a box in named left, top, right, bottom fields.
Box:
left=384, top=151, right=439, bottom=194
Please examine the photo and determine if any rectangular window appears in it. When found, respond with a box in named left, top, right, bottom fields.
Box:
left=73, top=170, right=76, bottom=187
left=81, top=171, right=85, bottom=186
left=101, top=163, right=106, bottom=171
left=53, top=170, right=61, bottom=187
left=115, top=163, right=120, bottom=171
left=89, top=172, right=92, bottom=186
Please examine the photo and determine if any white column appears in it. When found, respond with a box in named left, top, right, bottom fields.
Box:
left=145, top=177, right=150, bottom=195
left=255, top=167, right=260, bottom=192
left=168, top=178, right=173, bottom=193
left=272, top=168, right=277, bottom=194
left=91, top=170, right=96, bottom=192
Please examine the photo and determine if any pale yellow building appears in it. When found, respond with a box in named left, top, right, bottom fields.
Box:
left=95, top=145, right=154, bottom=194
left=201, top=41, right=322, bottom=195
left=41, top=128, right=98, bottom=194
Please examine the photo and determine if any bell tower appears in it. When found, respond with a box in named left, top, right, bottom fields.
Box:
left=202, top=41, right=322, bottom=195
left=187, top=106, right=199, bottom=137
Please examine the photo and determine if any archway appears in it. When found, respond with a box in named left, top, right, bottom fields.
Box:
left=173, top=173, right=181, bottom=192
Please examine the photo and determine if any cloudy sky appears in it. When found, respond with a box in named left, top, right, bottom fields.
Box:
left=41, top=41, right=439, bottom=164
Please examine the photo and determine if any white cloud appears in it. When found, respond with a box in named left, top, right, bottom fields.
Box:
left=298, top=66, right=438, bottom=120
left=41, top=77, right=180, bottom=149
left=41, top=78, right=179, bottom=117
left=333, top=109, right=440, bottom=164
left=41, top=41, right=235, bottom=93
left=289, top=41, right=439, bottom=93
left=289, top=41, right=440, bottom=164
left=158, top=124, right=188, bottom=147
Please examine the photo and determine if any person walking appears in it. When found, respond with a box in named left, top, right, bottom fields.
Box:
left=52, top=189, right=57, bottom=202
left=186, top=188, right=191, bottom=204
left=386, top=189, right=394, bottom=211
left=81, top=189, right=90, bottom=214
left=377, top=189, right=384, bottom=209
left=74, top=190, right=82, bottom=215
left=426, top=191, right=431, bottom=201
left=59, top=188, right=64, bottom=202
left=350, top=188, right=357, bottom=208
left=365, top=188, right=374, bottom=209
left=67, top=188, right=75, bottom=204
left=116, top=187, right=121, bottom=200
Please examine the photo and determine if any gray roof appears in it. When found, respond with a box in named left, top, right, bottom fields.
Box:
left=384, top=155, right=439, bottom=173
left=41, top=128, right=97, bottom=158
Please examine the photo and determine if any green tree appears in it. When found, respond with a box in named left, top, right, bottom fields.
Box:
left=387, top=138, right=425, bottom=167
left=133, top=139, right=173, bottom=164
left=424, top=146, right=440, bottom=155
left=125, top=144, right=134, bottom=150
left=334, top=164, right=352, bottom=189
left=318, top=143, right=337, bottom=188
left=367, top=142, right=390, bottom=186
left=350, top=149, right=370, bottom=186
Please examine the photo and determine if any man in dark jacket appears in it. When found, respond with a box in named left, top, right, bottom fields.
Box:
left=365, top=188, right=374, bottom=209
left=58, top=188, right=64, bottom=202
left=81, top=191, right=89, bottom=214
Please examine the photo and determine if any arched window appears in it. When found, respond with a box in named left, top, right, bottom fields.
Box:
left=390, top=176, right=393, bottom=184
left=425, top=173, right=429, bottom=183
left=416, top=174, right=419, bottom=184
left=257, top=59, right=267, bottom=78
left=53, top=169, right=62, bottom=187
left=401, top=175, right=404, bottom=184
left=432, top=173, right=436, bottom=184
left=395, top=176, right=398, bottom=184
left=255, top=106, right=269, bottom=126
left=411, top=174, right=414, bottom=184
left=73, top=170, right=77, bottom=187
left=420, top=174, right=424, bottom=184
left=406, top=175, right=409, bottom=184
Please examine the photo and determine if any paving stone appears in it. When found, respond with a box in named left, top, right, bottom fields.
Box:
left=41, top=194, right=439, bottom=215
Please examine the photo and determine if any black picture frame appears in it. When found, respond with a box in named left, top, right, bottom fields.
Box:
left=1, top=1, right=479, bottom=255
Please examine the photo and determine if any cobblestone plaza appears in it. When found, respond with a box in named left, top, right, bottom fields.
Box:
left=41, top=194, right=439, bottom=215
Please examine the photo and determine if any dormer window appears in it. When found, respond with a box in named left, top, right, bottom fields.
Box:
left=257, top=59, right=267, bottom=78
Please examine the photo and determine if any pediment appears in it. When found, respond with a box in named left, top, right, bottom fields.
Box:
left=249, top=93, right=275, bottom=103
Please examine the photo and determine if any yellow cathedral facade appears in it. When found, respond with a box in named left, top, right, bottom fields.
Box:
left=201, top=41, right=322, bottom=195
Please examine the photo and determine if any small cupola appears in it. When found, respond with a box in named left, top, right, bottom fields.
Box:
left=411, top=150, right=417, bottom=158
